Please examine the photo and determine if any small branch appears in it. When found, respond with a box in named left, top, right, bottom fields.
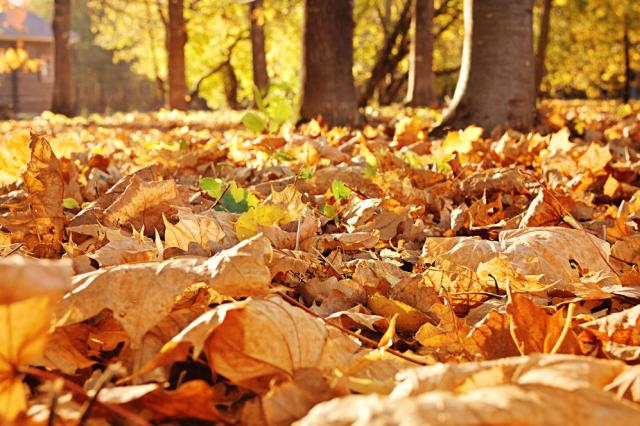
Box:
left=77, top=365, right=120, bottom=426
left=25, top=367, right=151, bottom=426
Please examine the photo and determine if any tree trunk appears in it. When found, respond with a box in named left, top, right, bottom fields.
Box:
left=249, top=0, right=269, bottom=93
left=623, top=17, right=631, bottom=103
left=52, top=0, right=75, bottom=116
left=167, top=0, right=188, bottom=110
left=405, top=0, right=436, bottom=106
left=437, top=0, right=536, bottom=132
left=534, top=0, right=552, bottom=98
left=223, top=62, right=240, bottom=110
left=300, top=0, right=359, bottom=127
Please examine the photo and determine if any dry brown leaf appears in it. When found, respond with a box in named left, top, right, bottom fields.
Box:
left=368, top=293, right=430, bottom=334
left=581, top=305, right=640, bottom=361
left=242, top=368, right=343, bottom=426
left=507, top=292, right=581, bottom=355
left=315, top=232, right=379, bottom=251
left=163, top=207, right=225, bottom=252
left=423, top=227, right=613, bottom=288
left=469, top=310, right=520, bottom=359
left=103, top=175, right=186, bottom=234
left=88, top=233, right=158, bottom=267
left=141, top=296, right=361, bottom=393
left=53, top=235, right=272, bottom=372
left=98, top=380, right=222, bottom=421
left=23, top=133, right=65, bottom=235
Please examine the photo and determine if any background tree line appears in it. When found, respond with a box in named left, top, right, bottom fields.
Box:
left=26, top=0, right=640, bottom=129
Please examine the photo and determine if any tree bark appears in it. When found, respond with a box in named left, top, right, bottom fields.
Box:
left=534, top=0, right=552, bottom=98
left=223, top=62, right=240, bottom=110
left=249, top=0, right=269, bottom=93
left=437, top=0, right=536, bottom=132
left=167, top=0, right=188, bottom=110
left=300, top=0, right=359, bottom=127
left=405, top=0, right=436, bottom=106
left=52, top=0, right=75, bottom=116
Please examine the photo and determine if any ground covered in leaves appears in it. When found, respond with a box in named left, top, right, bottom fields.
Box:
left=1, top=101, right=640, bottom=425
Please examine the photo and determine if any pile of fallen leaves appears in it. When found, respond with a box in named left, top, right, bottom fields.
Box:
left=1, top=102, right=640, bottom=425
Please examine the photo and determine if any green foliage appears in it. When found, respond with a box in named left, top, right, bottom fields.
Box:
left=242, top=83, right=295, bottom=133
left=331, top=180, right=351, bottom=201
left=298, top=167, right=314, bottom=179
left=242, top=111, right=267, bottom=133
left=322, top=203, right=338, bottom=221
left=199, top=178, right=259, bottom=213
left=63, top=198, right=80, bottom=209
left=273, top=150, right=296, bottom=162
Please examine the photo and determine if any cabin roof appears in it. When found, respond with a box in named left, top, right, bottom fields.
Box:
left=0, top=9, right=53, bottom=42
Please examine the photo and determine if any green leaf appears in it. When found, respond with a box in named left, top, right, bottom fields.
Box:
left=220, top=182, right=259, bottom=213
left=322, top=204, right=338, bottom=220
left=331, top=180, right=351, bottom=201
left=298, top=167, right=314, bottom=179
left=242, top=111, right=267, bottom=133
left=199, top=177, right=224, bottom=199
left=268, top=120, right=280, bottom=134
left=274, top=150, right=296, bottom=162
left=267, top=97, right=294, bottom=123
left=63, top=198, right=80, bottom=209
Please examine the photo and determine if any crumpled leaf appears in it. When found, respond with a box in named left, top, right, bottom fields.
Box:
left=140, top=296, right=361, bottom=393
left=164, top=207, right=225, bottom=251
left=423, top=227, right=613, bottom=288
left=315, top=232, right=379, bottom=251
left=103, top=175, right=186, bottom=234
left=23, top=133, right=65, bottom=236
left=581, top=305, right=640, bottom=361
left=266, top=184, right=307, bottom=223
left=88, top=230, right=158, bottom=267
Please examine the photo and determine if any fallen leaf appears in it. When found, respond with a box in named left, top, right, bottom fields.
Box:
left=0, top=256, right=72, bottom=421
left=140, top=296, right=361, bottom=393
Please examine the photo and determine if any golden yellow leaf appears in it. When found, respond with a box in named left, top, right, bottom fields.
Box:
left=236, top=205, right=287, bottom=240
left=368, top=293, right=430, bottom=334
left=0, top=257, right=71, bottom=422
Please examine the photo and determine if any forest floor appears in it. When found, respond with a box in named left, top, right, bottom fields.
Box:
left=1, top=100, right=640, bottom=424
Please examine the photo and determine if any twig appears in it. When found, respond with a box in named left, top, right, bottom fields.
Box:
left=343, top=184, right=368, bottom=200
left=25, top=367, right=151, bottom=426
left=550, top=302, right=576, bottom=354
left=47, top=378, right=64, bottom=426
left=209, top=184, right=230, bottom=210
left=312, top=247, right=345, bottom=278
left=277, top=292, right=427, bottom=366
left=77, top=365, right=119, bottom=426
left=450, top=291, right=505, bottom=300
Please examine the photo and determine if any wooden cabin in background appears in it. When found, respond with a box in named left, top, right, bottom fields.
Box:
left=0, top=9, right=56, bottom=115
